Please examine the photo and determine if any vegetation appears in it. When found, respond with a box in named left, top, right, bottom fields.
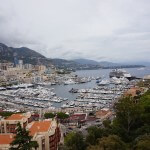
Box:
left=87, top=135, right=126, bottom=150
left=86, top=126, right=104, bottom=146
left=64, top=90, right=150, bottom=150
left=0, top=111, right=25, bottom=118
left=44, top=112, right=69, bottom=120
left=137, top=80, right=150, bottom=88
left=44, top=112, right=55, bottom=119
left=56, top=70, right=71, bottom=74
left=10, top=123, right=38, bottom=150
left=133, top=134, right=150, bottom=150
left=57, top=112, right=69, bottom=120
left=0, top=111, right=14, bottom=117
left=64, top=132, right=86, bottom=150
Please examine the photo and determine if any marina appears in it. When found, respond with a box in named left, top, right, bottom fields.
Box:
left=1, top=67, right=149, bottom=112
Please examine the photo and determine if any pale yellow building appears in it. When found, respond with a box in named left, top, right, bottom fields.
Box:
left=27, top=120, right=61, bottom=150
left=0, top=113, right=32, bottom=134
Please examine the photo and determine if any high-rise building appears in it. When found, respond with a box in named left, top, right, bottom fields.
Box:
left=17, top=60, right=24, bottom=69
left=13, top=52, right=18, bottom=67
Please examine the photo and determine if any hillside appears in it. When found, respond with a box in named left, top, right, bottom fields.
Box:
left=73, top=59, right=120, bottom=66
left=0, top=43, right=145, bottom=69
left=73, top=59, right=99, bottom=65
left=0, top=43, right=101, bottom=70
left=0, top=43, right=48, bottom=65
left=72, top=59, right=144, bottom=68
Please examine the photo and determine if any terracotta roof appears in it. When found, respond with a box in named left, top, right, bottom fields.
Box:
left=29, top=121, right=51, bottom=136
left=5, top=114, right=25, bottom=120
left=0, top=134, right=14, bottom=145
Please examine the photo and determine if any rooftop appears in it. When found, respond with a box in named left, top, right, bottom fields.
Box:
left=5, top=114, right=25, bottom=120
left=69, top=114, right=86, bottom=121
left=0, top=134, right=14, bottom=145
left=29, top=121, right=51, bottom=136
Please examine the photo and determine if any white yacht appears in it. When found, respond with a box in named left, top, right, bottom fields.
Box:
left=64, top=79, right=76, bottom=85
left=98, top=79, right=110, bottom=86
left=109, top=69, right=132, bottom=79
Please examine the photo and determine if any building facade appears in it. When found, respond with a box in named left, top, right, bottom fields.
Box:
left=27, top=120, right=61, bottom=150
left=0, top=113, right=32, bottom=134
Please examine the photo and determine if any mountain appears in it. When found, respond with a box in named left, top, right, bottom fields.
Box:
left=130, top=61, right=150, bottom=67
left=99, top=61, right=145, bottom=68
left=50, top=58, right=78, bottom=70
left=0, top=43, right=145, bottom=70
left=71, top=59, right=145, bottom=69
left=73, top=59, right=120, bottom=66
left=73, top=59, right=99, bottom=65
left=0, top=43, right=102, bottom=70
left=98, top=61, right=120, bottom=67
left=50, top=58, right=102, bottom=70
left=0, top=43, right=51, bottom=65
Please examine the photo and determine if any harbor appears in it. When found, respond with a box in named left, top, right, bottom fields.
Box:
left=0, top=67, right=149, bottom=112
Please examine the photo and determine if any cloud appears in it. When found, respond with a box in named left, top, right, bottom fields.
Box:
left=0, top=0, right=150, bottom=62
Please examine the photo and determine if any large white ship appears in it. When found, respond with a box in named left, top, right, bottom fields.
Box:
left=109, top=69, right=136, bottom=80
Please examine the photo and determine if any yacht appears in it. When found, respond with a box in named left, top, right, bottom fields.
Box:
left=98, top=79, right=110, bottom=86
left=0, top=87, right=6, bottom=91
left=110, top=77, right=121, bottom=84
left=64, top=79, right=76, bottom=85
left=110, top=69, right=130, bottom=78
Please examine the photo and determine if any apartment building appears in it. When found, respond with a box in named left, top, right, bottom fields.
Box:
left=27, top=120, right=61, bottom=150
left=0, top=114, right=61, bottom=150
left=0, top=112, right=32, bottom=133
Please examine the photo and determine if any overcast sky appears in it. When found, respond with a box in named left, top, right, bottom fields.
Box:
left=0, top=0, right=150, bottom=62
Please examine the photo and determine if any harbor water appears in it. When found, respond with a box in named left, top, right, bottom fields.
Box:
left=48, top=67, right=150, bottom=107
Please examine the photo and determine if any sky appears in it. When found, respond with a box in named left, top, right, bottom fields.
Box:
left=0, top=0, right=150, bottom=63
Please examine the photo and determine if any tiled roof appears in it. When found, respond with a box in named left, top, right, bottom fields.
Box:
left=29, top=121, right=51, bottom=136
left=0, top=134, right=14, bottom=145
left=5, top=114, right=25, bottom=120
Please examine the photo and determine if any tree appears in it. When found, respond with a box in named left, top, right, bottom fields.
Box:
left=103, top=119, right=111, bottom=129
left=63, top=89, right=150, bottom=150
left=57, top=112, right=69, bottom=120
left=113, top=96, right=142, bottom=141
left=87, top=135, right=127, bottom=150
left=64, top=132, right=86, bottom=150
left=135, top=124, right=150, bottom=137
left=10, top=122, right=38, bottom=150
left=139, top=90, right=150, bottom=125
left=44, top=112, right=55, bottom=119
left=0, top=111, right=14, bottom=118
left=86, top=126, right=104, bottom=145
left=133, top=134, right=150, bottom=150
